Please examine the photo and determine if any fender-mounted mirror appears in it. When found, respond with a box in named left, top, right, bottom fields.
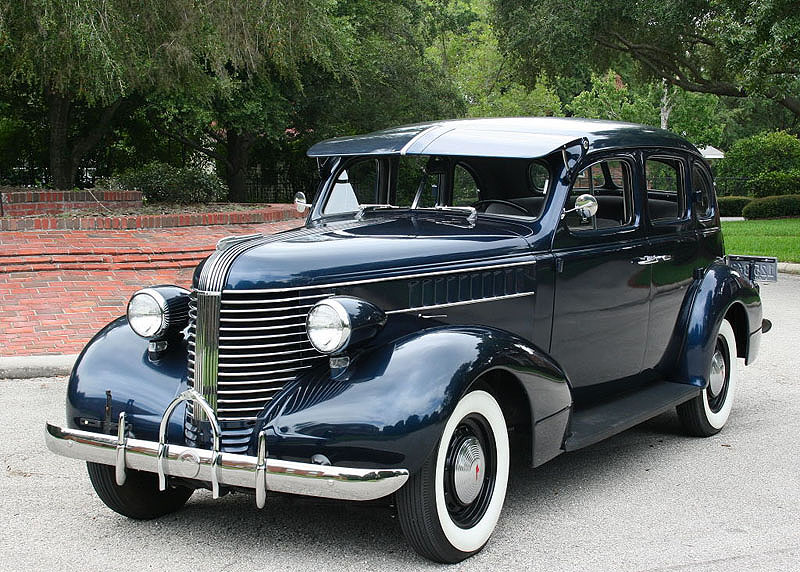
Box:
left=294, top=192, right=311, bottom=212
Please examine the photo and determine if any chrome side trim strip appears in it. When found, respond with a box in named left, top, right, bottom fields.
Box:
left=45, top=422, right=408, bottom=502
left=221, top=259, right=537, bottom=294
left=384, top=291, right=536, bottom=315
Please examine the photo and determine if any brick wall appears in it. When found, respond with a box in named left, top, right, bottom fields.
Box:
left=1, top=189, right=143, bottom=216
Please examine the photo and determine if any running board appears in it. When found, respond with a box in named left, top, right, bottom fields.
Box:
left=564, top=382, right=701, bottom=451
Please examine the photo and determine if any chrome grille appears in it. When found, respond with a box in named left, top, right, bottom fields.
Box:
left=187, top=288, right=329, bottom=452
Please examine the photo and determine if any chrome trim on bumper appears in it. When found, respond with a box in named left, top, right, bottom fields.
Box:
left=45, top=390, right=409, bottom=504
left=45, top=422, right=409, bottom=501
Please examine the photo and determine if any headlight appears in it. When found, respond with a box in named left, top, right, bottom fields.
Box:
left=127, top=286, right=190, bottom=339
left=306, top=296, right=386, bottom=355
left=306, top=299, right=352, bottom=354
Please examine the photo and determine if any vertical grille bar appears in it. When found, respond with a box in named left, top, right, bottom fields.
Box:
left=194, top=291, right=221, bottom=420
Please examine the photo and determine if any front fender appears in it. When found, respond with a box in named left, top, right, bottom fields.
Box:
left=255, top=326, right=570, bottom=476
left=66, top=317, right=189, bottom=443
left=678, top=261, right=762, bottom=387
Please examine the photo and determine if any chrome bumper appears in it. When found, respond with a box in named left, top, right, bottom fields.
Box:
left=45, top=390, right=408, bottom=505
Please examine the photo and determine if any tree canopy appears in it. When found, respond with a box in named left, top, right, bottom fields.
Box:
left=491, top=0, right=800, bottom=118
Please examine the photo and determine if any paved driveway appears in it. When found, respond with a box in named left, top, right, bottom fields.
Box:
left=1, top=275, right=798, bottom=571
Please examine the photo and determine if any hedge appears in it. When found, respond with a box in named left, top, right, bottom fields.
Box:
left=750, top=169, right=800, bottom=198
left=717, top=196, right=752, bottom=217
left=742, top=195, right=800, bottom=219
left=112, top=161, right=228, bottom=204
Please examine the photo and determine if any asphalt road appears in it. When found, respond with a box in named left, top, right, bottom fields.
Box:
left=2, top=275, right=798, bottom=571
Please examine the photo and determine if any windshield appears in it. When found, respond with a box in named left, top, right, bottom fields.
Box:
left=319, top=155, right=551, bottom=219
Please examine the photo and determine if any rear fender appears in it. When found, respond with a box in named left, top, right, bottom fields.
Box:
left=678, top=261, right=762, bottom=387
left=255, top=326, right=571, bottom=475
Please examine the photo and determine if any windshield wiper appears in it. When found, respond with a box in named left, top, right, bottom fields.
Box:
left=414, top=205, right=477, bottom=223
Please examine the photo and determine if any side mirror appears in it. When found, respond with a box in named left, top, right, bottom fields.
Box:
left=294, top=192, right=311, bottom=213
left=561, top=193, right=598, bottom=220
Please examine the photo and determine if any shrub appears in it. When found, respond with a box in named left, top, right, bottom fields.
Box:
left=749, top=169, right=800, bottom=198
left=716, top=131, right=800, bottom=182
left=742, top=195, right=800, bottom=219
left=114, top=161, right=227, bottom=204
left=717, top=196, right=752, bottom=217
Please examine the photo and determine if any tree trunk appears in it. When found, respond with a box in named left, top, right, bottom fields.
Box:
left=45, top=87, right=123, bottom=189
left=46, top=89, right=74, bottom=189
left=660, top=81, right=674, bottom=130
left=225, top=130, right=255, bottom=202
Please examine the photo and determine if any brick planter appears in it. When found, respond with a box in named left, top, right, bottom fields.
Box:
left=1, top=189, right=143, bottom=216
left=0, top=203, right=304, bottom=231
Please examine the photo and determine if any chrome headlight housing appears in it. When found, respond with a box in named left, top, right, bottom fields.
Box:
left=306, top=296, right=386, bottom=355
left=127, top=286, right=190, bottom=339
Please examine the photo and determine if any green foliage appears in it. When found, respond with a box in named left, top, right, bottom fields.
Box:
left=568, top=72, right=658, bottom=124
left=742, top=195, right=800, bottom=219
left=427, top=0, right=562, bottom=118
left=114, top=162, right=227, bottom=204
left=750, top=170, right=800, bottom=198
left=722, top=219, right=800, bottom=262
left=717, top=196, right=753, bottom=217
left=716, top=131, right=800, bottom=181
left=491, top=0, right=800, bottom=119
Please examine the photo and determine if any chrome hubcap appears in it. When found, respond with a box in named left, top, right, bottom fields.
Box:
left=709, top=349, right=726, bottom=397
left=452, top=435, right=485, bottom=505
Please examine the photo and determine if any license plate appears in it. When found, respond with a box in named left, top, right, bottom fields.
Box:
left=726, top=255, right=778, bottom=282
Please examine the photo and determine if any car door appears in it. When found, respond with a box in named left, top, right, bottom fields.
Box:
left=550, top=154, right=651, bottom=398
left=641, top=152, right=698, bottom=371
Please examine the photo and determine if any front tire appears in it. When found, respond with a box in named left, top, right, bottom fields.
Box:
left=396, top=390, right=510, bottom=563
left=677, top=318, right=739, bottom=437
left=87, top=462, right=193, bottom=520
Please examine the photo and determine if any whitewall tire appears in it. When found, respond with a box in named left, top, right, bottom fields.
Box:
left=678, top=318, right=739, bottom=436
left=396, top=389, right=510, bottom=563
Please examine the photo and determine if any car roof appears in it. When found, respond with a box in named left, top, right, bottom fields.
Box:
left=306, top=117, right=699, bottom=159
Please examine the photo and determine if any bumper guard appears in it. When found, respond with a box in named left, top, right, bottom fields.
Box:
left=45, top=389, right=408, bottom=506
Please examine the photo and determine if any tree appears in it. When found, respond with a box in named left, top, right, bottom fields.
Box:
left=0, top=1, right=344, bottom=189
left=568, top=71, right=725, bottom=147
left=491, top=0, right=800, bottom=119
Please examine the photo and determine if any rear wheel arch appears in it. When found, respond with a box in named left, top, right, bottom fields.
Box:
left=724, top=301, right=749, bottom=359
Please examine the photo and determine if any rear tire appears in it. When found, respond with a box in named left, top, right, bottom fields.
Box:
left=87, top=462, right=193, bottom=520
left=677, top=318, right=738, bottom=437
left=396, top=390, right=509, bottom=563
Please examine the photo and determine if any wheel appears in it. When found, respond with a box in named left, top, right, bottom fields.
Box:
left=677, top=318, right=739, bottom=437
left=471, top=199, right=529, bottom=215
left=87, top=461, right=193, bottom=519
left=396, top=390, right=510, bottom=563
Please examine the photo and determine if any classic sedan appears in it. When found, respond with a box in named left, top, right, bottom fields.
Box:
left=46, top=118, right=772, bottom=563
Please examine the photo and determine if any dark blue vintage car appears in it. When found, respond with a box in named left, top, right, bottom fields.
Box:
left=46, top=118, right=773, bottom=563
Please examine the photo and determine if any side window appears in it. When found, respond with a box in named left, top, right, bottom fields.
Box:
left=692, top=163, right=714, bottom=219
left=566, top=159, right=634, bottom=233
left=645, top=157, right=686, bottom=222
left=323, top=159, right=379, bottom=215
left=452, top=164, right=479, bottom=206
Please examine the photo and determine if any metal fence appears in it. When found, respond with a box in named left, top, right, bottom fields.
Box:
left=242, top=160, right=320, bottom=204
left=714, top=177, right=752, bottom=197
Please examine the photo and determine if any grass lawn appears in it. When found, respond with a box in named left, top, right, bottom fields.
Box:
left=722, top=219, right=800, bottom=263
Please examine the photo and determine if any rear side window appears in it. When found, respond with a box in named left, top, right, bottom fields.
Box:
left=645, top=157, right=686, bottom=222
left=567, top=159, right=634, bottom=233
left=692, top=163, right=714, bottom=219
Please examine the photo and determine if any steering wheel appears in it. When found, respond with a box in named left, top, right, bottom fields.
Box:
left=471, top=200, right=529, bottom=216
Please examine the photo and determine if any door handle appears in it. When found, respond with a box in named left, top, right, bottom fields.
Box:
left=632, top=255, right=673, bottom=265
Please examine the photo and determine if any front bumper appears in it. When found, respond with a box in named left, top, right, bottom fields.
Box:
left=45, top=389, right=408, bottom=505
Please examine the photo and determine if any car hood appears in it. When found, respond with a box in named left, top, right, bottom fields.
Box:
left=198, top=212, right=534, bottom=291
